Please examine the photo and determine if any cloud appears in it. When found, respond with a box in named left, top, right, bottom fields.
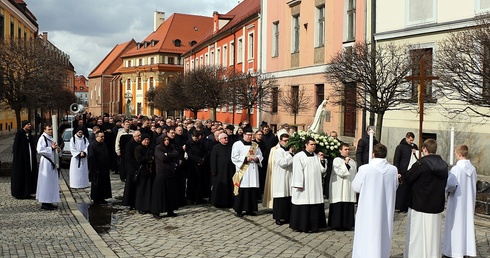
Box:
left=27, top=0, right=237, bottom=75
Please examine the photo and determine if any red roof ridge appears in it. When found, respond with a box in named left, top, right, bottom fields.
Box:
left=88, top=39, right=136, bottom=77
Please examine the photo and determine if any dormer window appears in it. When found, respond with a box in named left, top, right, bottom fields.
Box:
left=151, top=39, right=158, bottom=47
left=189, top=40, right=197, bottom=46
left=174, top=39, right=181, bottom=47
left=144, top=42, right=149, bottom=48
left=137, top=43, right=141, bottom=49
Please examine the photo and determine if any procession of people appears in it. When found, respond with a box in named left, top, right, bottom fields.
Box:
left=9, top=111, right=479, bottom=257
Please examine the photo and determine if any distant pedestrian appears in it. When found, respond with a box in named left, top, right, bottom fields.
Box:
left=36, top=124, right=61, bottom=210
left=11, top=120, right=38, bottom=199
left=442, top=144, right=477, bottom=258
left=352, top=143, right=398, bottom=258
left=88, top=131, right=112, bottom=205
left=289, top=137, right=327, bottom=233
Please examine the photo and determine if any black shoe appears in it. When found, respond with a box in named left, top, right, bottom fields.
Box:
left=41, top=203, right=57, bottom=210
left=138, top=210, right=147, bottom=215
left=246, top=211, right=257, bottom=216
left=152, top=214, right=162, bottom=220
left=94, top=200, right=108, bottom=205
left=275, top=220, right=283, bottom=225
left=167, top=212, right=178, bottom=217
left=236, top=212, right=244, bottom=217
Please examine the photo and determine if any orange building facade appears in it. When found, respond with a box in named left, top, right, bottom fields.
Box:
left=182, top=0, right=261, bottom=127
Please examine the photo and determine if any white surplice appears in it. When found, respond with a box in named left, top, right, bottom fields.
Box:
left=352, top=158, right=398, bottom=258
left=69, top=135, right=90, bottom=189
left=442, top=159, right=477, bottom=258
left=329, top=156, right=357, bottom=204
left=272, top=146, right=293, bottom=198
left=36, top=133, right=61, bottom=203
left=291, top=151, right=326, bottom=205
left=231, top=140, right=263, bottom=188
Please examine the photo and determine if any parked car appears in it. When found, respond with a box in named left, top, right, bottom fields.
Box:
left=61, top=128, right=94, bottom=164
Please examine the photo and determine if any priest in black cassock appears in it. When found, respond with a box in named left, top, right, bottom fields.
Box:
left=11, top=120, right=38, bottom=199
left=88, top=130, right=112, bottom=204
left=209, top=133, right=235, bottom=208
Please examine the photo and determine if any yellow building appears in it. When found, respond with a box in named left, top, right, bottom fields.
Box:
left=0, top=0, right=38, bottom=132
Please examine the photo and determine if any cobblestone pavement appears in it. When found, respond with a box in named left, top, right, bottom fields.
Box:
left=1, top=132, right=489, bottom=257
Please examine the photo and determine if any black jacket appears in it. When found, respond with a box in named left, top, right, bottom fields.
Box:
left=406, top=154, right=448, bottom=213
left=393, top=138, right=418, bottom=175
left=355, top=133, right=379, bottom=168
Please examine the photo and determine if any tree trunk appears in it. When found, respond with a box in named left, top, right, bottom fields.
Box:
left=376, top=112, right=384, bottom=140
left=14, top=108, right=21, bottom=131
left=293, top=114, right=297, bottom=124
left=211, top=108, right=216, bottom=121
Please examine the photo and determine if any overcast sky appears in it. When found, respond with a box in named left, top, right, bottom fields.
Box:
left=27, top=0, right=238, bottom=76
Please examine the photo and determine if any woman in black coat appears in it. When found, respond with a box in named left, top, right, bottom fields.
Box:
left=151, top=136, right=180, bottom=219
left=134, top=134, right=154, bottom=214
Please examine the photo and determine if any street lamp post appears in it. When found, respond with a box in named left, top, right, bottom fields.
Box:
left=124, top=91, right=133, bottom=118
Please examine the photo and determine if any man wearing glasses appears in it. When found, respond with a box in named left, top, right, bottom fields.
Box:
left=88, top=131, right=112, bottom=205
left=231, top=127, right=263, bottom=217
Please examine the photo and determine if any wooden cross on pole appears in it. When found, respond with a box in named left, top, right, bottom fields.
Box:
left=405, top=58, right=439, bottom=158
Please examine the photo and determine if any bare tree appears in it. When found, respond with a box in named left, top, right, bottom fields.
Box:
left=435, top=13, right=490, bottom=119
left=0, top=38, right=68, bottom=129
left=325, top=42, right=416, bottom=138
left=225, top=71, right=276, bottom=123
left=187, top=66, right=227, bottom=120
left=279, top=85, right=312, bottom=124
left=154, top=72, right=187, bottom=115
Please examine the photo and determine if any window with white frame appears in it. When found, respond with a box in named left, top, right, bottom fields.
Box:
left=230, top=41, right=235, bottom=65
left=406, top=0, right=436, bottom=26
left=238, top=38, right=243, bottom=63
left=248, top=32, right=254, bottom=60
left=205, top=53, right=209, bottom=65
left=210, top=51, right=215, bottom=65
left=200, top=56, right=203, bottom=67
left=217, top=48, right=221, bottom=66
left=316, top=5, right=325, bottom=47
left=138, top=58, right=143, bottom=66
left=127, top=60, right=132, bottom=67
left=127, top=78, right=131, bottom=91
left=191, top=60, right=194, bottom=70
left=223, top=45, right=228, bottom=67
left=292, top=15, right=300, bottom=53
left=346, top=0, right=355, bottom=41
left=195, top=58, right=199, bottom=68
left=272, top=21, right=279, bottom=57
left=476, top=0, right=490, bottom=13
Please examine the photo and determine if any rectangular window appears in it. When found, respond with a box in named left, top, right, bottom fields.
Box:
left=238, top=38, right=243, bottom=63
left=149, top=77, right=154, bottom=89
left=407, top=0, right=436, bottom=25
left=409, top=48, right=434, bottom=102
left=346, top=0, right=356, bottom=41
left=272, top=21, right=279, bottom=57
left=150, top=57, right=155, bottom=64
left=205, top=54, right=209, bottom=65
left=210, top=51, right=215, bottom=65
left=10, top=21, right=14, bottom=38
left=168, top=57, right=174, bottom=64
left=17, top=27, right=21, bottom=39
left=230, top=41, right=235, bottom=64
left=137, top=102, right=142, bottom=115
left=272, top=87, right=279, bottom=113
left=223, top=45, right=228, bottom=67
left=127, top=60, right=132, bottom=67
left=248, top=32, right=254, bottom=60
left=292, top=85, right=299, bottom=113
left=127, top=79, right=131, bottom=91
left=217, top=48, right=221, bottom=66
left=292, top=15, right=300, bottom=53
left=138, top=58, right=143, bottom=66
left=137, top=77, right=142, bottom=90
left=316, top=5, right=325, bottom=47
left=316, top=84, right=325, bottom=107
left=0, top=15, right=4, bottom=40
left=200, top=56, right=203, bottom=67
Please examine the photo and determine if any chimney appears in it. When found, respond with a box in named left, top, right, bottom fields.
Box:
left=42, top=31, right=48, bottom=41
left=154, top=11, right=165, bottom=31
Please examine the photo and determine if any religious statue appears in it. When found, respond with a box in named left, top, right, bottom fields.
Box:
left=309, top=98, right=328, bottom=134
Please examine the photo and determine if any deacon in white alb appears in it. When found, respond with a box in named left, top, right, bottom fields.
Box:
left=69, top=127, right=90, bottom=189
left=352, top=143, right=398, bottom=258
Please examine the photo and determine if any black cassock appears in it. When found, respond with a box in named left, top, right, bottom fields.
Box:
left=151, top=143, right=179, bottom=214
left=209, top=143, right=234, bottom=208
left=134, top=144, right=153, bottom=213
left=88, top=141, right=112, bottom=202
left=11, top=129, right=38, bottom=199
left=122, top=139, right=139, bottom=207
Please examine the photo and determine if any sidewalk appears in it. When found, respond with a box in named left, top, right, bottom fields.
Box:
left=0, top=133, right=489, bottom=257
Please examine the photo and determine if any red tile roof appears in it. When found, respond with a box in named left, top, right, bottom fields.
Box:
left=88, top=39, right=136, bottom=77
left=121, top=13, right=213, bottom=58
left=184, top=0, right=260, bottom=55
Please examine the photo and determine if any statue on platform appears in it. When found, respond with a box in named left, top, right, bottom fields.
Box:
left=309, top=98, right=328, bottom=134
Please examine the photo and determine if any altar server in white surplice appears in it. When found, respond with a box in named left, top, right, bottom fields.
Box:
left=289, top=137, right=327, bottom=233
left=271, top=133, right=294, bottom=225
left=442, top=144, right=477, bottom=258
left=69, top=127, right=90, bottom=189
left=352, top=143, right=398, bottom=258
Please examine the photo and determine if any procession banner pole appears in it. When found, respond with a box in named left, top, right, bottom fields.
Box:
left=52, top=115, right=59, bottom=169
